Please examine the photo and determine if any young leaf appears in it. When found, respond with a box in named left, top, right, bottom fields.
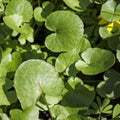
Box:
left=14, top=59, right=64, bottom=109
left=75, top=48, right=115, bottom=75
left=45, top=10, right=84, bottom=52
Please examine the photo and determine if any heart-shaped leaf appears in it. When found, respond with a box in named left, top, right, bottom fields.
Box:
left=14, top=59, right=64, bottom=109
left=75, top=48, right=115, bottom=75
left=45, top=10, right=84, bottom=52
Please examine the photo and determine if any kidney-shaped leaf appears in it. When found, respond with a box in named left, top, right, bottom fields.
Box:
left=45, top=10, right=84, bottom=52
left=101, top=0, right=120, bottom=22
left=75, top=48, right=115, bottom=75
left=14, top=59, right=64, bottom=109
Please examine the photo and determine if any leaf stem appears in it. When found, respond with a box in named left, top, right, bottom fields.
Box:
left=37, top=0, right=41, bottom=6
left=42, top=94, right=54, bottom=120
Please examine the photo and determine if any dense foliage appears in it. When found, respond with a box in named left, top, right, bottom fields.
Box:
left=0, top=0, right=120, bottom=119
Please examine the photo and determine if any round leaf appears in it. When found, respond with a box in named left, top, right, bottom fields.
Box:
left=45, top=10, right=84, bottom=52
left=75, top=48, right=115, bottom=75
left=5, top=0, right=33, bottom=22
left=14, top=59, right=64, bottom=109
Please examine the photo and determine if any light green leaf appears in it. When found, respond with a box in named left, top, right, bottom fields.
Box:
left=5, top=0, right=33, bottom=22
left=99, top=26, right=113, bottom=39
left=113, top=104, right=120, bottom=118
left=0, top=78, right=10, bottom=105
left=63, top=0, right=91, bottom=12
left=75, top=48, right=115, bottom=75
left=3, top=14, right=23, bottom=32
left=10, top=106, right=39, bottom=120
left=18, top=24, right=34, bottom=44
left=34, top=1, right=54, bottom=22
left=101, top=0, right=120, bottom=22
left=51, top=105, right=81, bottom=119
left=97, top=69, right=120, bottom=99
left=45, top=10, right=84, bottom=52
left=0, top=113, right=9, bottom=120
left=14, top=59, right=64, bottom=109
left=55, top=52, right=80, bottom=73
left=116, top=44, right=120, bottom=62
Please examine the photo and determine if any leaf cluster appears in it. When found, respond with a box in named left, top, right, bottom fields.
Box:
left=0, top=0, right=120, bottom=119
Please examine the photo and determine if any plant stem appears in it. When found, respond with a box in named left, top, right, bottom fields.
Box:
left=37, top=0, right=40, bottom=6
left=42, top=94, right=54, bottom=120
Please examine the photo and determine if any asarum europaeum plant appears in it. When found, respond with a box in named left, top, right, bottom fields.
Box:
left=0, top=0, right=120, bottom=119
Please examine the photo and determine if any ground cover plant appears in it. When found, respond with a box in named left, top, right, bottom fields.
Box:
left=0, top=0, right=120, bottom=119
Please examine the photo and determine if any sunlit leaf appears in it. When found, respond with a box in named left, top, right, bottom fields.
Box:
left=45, top=10, right=84, bottom=52
left=14, top=59, right=64, bottom=109
left=5, top=0, right=33, bottom=22
left=75, top=48, right=115, bottom=75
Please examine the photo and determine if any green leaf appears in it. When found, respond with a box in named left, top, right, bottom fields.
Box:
left=66, top=115, right=85, bottom=120
left=113, top=104, right=120, bottom=118
left=14, top=59, right=64, bottom=109
left=97, top=69, right=120, bottom=99
left=75, top=48, right=115, bottom=75
left=101, top=0, right=120, bottom=22
left=0, top=113, right=9, bottom=120
left=45, top=10, right=84, bottom=52
left=3, top=14, right=23, bottom=32
left=10, top=106, right=39, bottom=120
left=63, top=0, right=91, bottom=12
left=5, top=0, right=33, bottom=22
left=51, top=105, right=81, bottom=119
left=0, top=78, right=10, bottom=105
left=18, top=24, right=34, bottom=44
left=99, top=26, right=113, bottom=39
left=116, top=44, right=120, bottom=62
left=34, top=1, right=54, bottom=22
left=55, top=52, right=80, bottom=73
left=62, top=84, right=95, bottom=107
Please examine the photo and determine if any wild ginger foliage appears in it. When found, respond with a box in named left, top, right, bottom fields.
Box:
left=0, top=0, right=120, bottom=119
